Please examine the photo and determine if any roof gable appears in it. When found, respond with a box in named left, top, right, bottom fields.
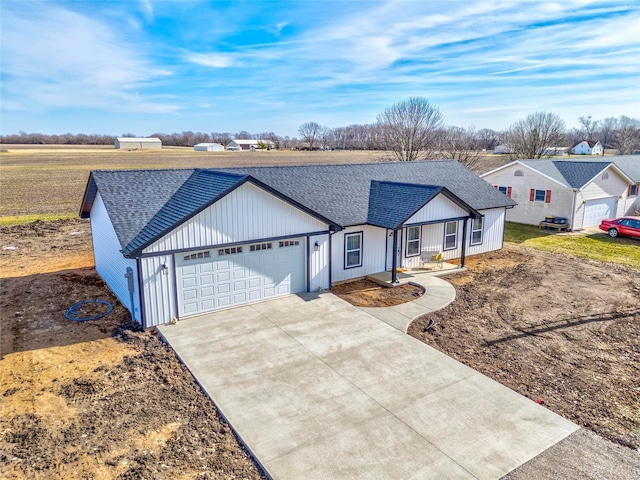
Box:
left=551, top=161, right=612, bottom=188
left=367, top=182, right=441, bottom=229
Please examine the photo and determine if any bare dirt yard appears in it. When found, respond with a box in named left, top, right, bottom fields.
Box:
left=332, top=278, right=424, bottom=307
left=0, top=220, right=267, bottom=479
left=408, top=245, right=640, bottom=452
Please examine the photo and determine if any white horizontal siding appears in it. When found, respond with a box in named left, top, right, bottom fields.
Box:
left=91, top=192, right=141, bottom=322
left=144, top=182, right=329, bottom=254
left=331, top=225, right=386, bottom=283
left=141, top=255, right=176, bottom=327
left=405, top=194, right=468, bottom=224
left=309, top=233, right=330, bottom=291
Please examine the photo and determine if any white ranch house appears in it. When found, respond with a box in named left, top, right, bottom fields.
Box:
left=481, top=156, right=640, bottom=230
left=115, top=137, right=162, bottom=149
left=80, top=162, right=516, bottom=328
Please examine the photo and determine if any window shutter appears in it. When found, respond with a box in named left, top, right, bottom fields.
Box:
left=629, top=185, right=633, bottom=196
left=494, top=185, right=498, bottom=189
left=545, top=190, right=551, bottom=203
left=507, top=187, right=512, bottom=198
left=529, top=189, right=535, bottom=201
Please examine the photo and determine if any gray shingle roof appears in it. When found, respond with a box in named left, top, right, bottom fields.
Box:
left=519, top=156, right=640, bottom=187
left=367, top=182, right=441, bottom=229
left=82, top=160, right=516, bottom=255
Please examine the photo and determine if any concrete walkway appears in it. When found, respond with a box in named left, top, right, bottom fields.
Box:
left=158, top=293, right=578, bottom=480
left=361, top=272, right=457, bottom=333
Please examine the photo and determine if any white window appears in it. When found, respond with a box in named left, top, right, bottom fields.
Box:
left=279, top=240, right=300, bottom=248
left=444, top=221, right=457, bottom=250
left=345, top=232, right=362, bottom=268
left=406, top=226, right=420, bottom=256
left=471, top=217, right=483, bottom=245
left=249, top=242, right=272, bottom=251
left=218, top=246, right=243, bottom=256
left=183, top=251, right=210, bottom=261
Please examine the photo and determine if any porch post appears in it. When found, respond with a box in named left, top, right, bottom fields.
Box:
left=460, top=217, right=469, bottom=268
left=391, top=228, right=399, bottom=283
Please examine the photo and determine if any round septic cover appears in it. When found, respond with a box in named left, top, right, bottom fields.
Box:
left=65, top=300, right=113, bottom=322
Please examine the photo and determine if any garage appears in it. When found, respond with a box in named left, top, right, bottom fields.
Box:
left=583, top=197, right=617, bottom=227
left=176, top=238, right=306, bottom=317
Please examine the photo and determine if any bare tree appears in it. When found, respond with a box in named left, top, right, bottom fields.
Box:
left=211, top=132, right=232, bottom=147
left=504, top=112, right=566, bottom=159
left=439, top=126, right=484, bottom=170
left=234, top=130, right=252, bottom=140
left=475, top=128, right=500, bottom=151
left=597, top=117, right=617, bottom=154
left=577, top=115, right=600, bottom=141
left=614, top=116, right=640, bottom=155
left=298, top=122, right=323, bottom=149
left=376, top=97, right=444, bottom=161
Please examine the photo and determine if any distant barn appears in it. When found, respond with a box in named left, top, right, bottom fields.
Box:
left=115, top=137, right=162, bottom=150
left=194, top=142, right=224, bottom=152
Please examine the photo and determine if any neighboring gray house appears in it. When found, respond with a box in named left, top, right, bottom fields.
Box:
left=115, top=137, right=162, bottom=149
left=80, top=161, right=516, bottom=328
left=481, top=155, right=640, bottom=230
left=194, top=142, right=224, bottom=152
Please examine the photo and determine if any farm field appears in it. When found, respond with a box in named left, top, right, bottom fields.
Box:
left=1, top=220, right=639, bottom=478
left=0, top=145, right=509, bottom=223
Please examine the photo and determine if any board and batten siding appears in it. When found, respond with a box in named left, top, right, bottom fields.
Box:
left=309, top=233, right=330, bottom=291
left=331, top=225, right=386, bottom=283
left=91, top=192, right=142, bottom=322
left=143, top=182, right=330, bottom=255
left=405, top=193, right=468, bottom=224
left=467, top=208, right=505, bottom=256
left=140, top=255, right=176, bottom=327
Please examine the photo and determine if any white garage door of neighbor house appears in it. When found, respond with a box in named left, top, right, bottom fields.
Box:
left=583, top=197, right=617, bottom=228
left=176, top=238, right=305, bottom=317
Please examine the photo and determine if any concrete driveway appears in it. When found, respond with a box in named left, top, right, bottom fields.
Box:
left=158, top=292, right=578, bottom=480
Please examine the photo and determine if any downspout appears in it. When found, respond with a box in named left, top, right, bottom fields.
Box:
left=328, top=230, right=334, bottom=289
left=569, top=189, right=578, bottom=231
left=460, top=218, right=469, bottom=268
left=391, top=229, right=399, bottom=283
left=136, top=257, right=147, bottom=328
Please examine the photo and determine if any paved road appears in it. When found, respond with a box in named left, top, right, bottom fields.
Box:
left=159, top=292, right=578, bottom=479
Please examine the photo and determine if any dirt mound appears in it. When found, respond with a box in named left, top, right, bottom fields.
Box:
left=332, top=278, right=424, bottom=307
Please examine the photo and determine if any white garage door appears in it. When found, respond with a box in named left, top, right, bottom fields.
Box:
left=177, top=238, right=305, bottom=317
left=583, top=197, right=617, bottom=228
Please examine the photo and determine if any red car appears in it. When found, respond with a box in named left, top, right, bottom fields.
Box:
left=598, top=216, right=640, bottom=239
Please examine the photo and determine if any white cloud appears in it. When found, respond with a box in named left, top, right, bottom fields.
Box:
left=184, top=52, right=237, bottom=68
left=1, top=4, right=175, bottom=113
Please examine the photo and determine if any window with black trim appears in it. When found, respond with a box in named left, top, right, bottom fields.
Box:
left=345, top=232, right=362, bottom=268
left=471, top=217, right=483, bottom=245
left=406, top=226, right=420, bottom=256
left=444, top=221, right=457, bottom=250
left=279, top=240, right=300, bottom=248
left=218, top=246, right=243, bottom=256
left=249, top=243, right=272, bottom=251
left=183, top=251, right=210, bottom=261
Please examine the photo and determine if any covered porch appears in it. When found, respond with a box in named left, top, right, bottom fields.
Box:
left=367, top=260, right=462, bottom=287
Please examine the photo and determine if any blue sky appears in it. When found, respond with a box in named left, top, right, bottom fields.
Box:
left=1, top=0, right=639, bottom=137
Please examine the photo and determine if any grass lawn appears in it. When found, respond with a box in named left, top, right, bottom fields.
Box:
left=504, top=222, right=640, bottom=269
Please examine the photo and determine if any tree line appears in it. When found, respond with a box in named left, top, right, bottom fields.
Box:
left=2, top=101, right=639, bottom=166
